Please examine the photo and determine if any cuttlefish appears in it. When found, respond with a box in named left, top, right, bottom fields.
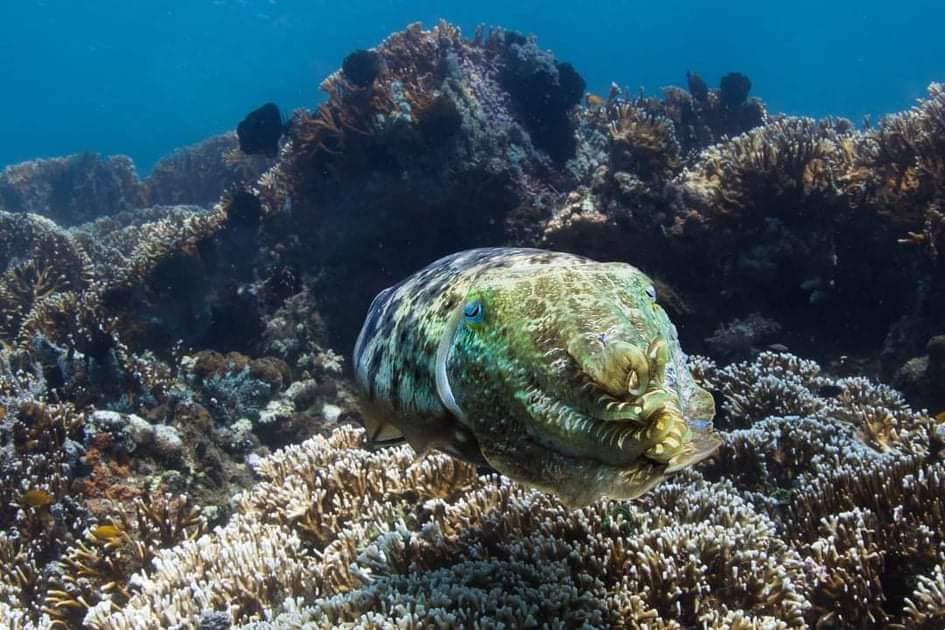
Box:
left=353, top=248, right=720, bottom=507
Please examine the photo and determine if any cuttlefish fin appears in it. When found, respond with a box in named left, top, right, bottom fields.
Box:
left=396, top=412, right=490, bottom=468
left=479, top=438, right=666, bottom=509
left=357, top=399, right=405, bottom=449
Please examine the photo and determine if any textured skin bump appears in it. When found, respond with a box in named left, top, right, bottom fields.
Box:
left=354, top=247, right=720, bottom=507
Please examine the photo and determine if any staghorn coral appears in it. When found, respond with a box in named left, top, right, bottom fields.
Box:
left=693, top=351, right=931, bottom=453
left=669, top=117, right=854, bottom=234
left=78, top=348, right=942, bottom=629
left=0, top=399, right=89, bottom=623
left=788, top=458, right=945, bottom=627
left=905, top=565, right=945, bottom=628
left=0, top=197, right=939, bottom=628
left=663, top=116, right=929, bottom=360
left=846, top=83, right=945, bottom=231
left=0, top=212, right=95, bottom=344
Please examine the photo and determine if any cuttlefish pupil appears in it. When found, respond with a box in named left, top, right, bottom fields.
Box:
left=353, top=247, right=721, bottom=508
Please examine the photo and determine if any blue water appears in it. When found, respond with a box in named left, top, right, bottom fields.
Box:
left=1, top=0, right=942, bottom=173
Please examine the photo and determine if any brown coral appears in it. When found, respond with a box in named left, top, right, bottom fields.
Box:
left=85, top=428, right=815, bottom=628
left=44, top=493, right=205, bottom=626
left=846, top=83, right=945, bottom=230
left=608, top=102, right=681, bottom=183
left=670, top=117, right=854, bottom=235
left=0, top=212, right=95, bottom=343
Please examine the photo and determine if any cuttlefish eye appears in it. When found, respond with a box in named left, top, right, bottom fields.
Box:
left=463, top=299, right=485, bottom=324
left=645, top=285, right=657, bottom=301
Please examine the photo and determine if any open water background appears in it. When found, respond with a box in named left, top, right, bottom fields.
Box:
left=1, top=0, right=942, bottom=172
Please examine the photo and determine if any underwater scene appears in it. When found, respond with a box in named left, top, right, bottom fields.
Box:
left=1, top=1, right=945, bottom=628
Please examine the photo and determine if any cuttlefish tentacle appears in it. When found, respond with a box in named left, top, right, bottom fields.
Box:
left=567, top=334, right=650, bottom=399
left=646, top=338, right=670, bottom=387
left=514, top=386, right=647, bottom=466
left=634, top=400, right=693, bottom=464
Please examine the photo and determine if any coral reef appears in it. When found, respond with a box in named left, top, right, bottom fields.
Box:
left=62, top=352, right=940, bottom=629
left=894, top=334, right=945, bottom=413
left=2, top=18, right=945, bottom=629
left=0, top=135, right=272, bottom=227
left=660, top=86, right=945, bottom=367
left=0, top=154, right=147, bottom=226
left=146, top=133, right=274, bottom=207
left=258, top=21, right=589, bottom=344
left=705, top=312, right=783, bottom=362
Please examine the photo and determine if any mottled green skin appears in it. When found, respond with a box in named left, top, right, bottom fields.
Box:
left=354, top=248, right=719, bottom=507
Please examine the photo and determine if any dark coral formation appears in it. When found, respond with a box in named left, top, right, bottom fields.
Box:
left=262, top=22, right=592, bottom=345
left=236, top=103, right=285, bottom=159
left=1, top=19, right=945, bottom=628
left=894, top=334, right=945, bottom=412
left=543, top=83, right=945, bottom=376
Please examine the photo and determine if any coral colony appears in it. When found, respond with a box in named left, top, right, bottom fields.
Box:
left=1, top=21, right=944, bottom=627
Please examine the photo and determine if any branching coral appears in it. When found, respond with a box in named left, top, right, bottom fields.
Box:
left=44, top=493, right=205, bottom=627
left=84, top=428, right=814, bottom=628
left=10, top=346, right=939, bottom=629
left=846, top=83, right=945, bottom=232
left=694, top=351, right=931, bottom=453
left=607, top=102, right=681, bottom=183
left=790, top=458, right=945, bottom=627
left=0, top=212, right=95, bottom=343
left=657, top=84, right=945, bottom=361
left=0, top=400, right=88, bottom=623
left=670, top=117, right=854, bottom=235
left=905, top=565, right=945, bottom=628
left=145, top=133, right=273, bottom=207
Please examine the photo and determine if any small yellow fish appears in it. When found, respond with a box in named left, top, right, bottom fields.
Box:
left=91, top=524, right=124, bottom=540
left=934, top=411, right=945, bottom=423
left=585, top=93, right=604, bottom=108
left=21, top=489, right=54, bottom=508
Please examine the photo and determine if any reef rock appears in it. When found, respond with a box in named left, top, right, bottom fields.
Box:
left=256, top=21, right=587, bottom=344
